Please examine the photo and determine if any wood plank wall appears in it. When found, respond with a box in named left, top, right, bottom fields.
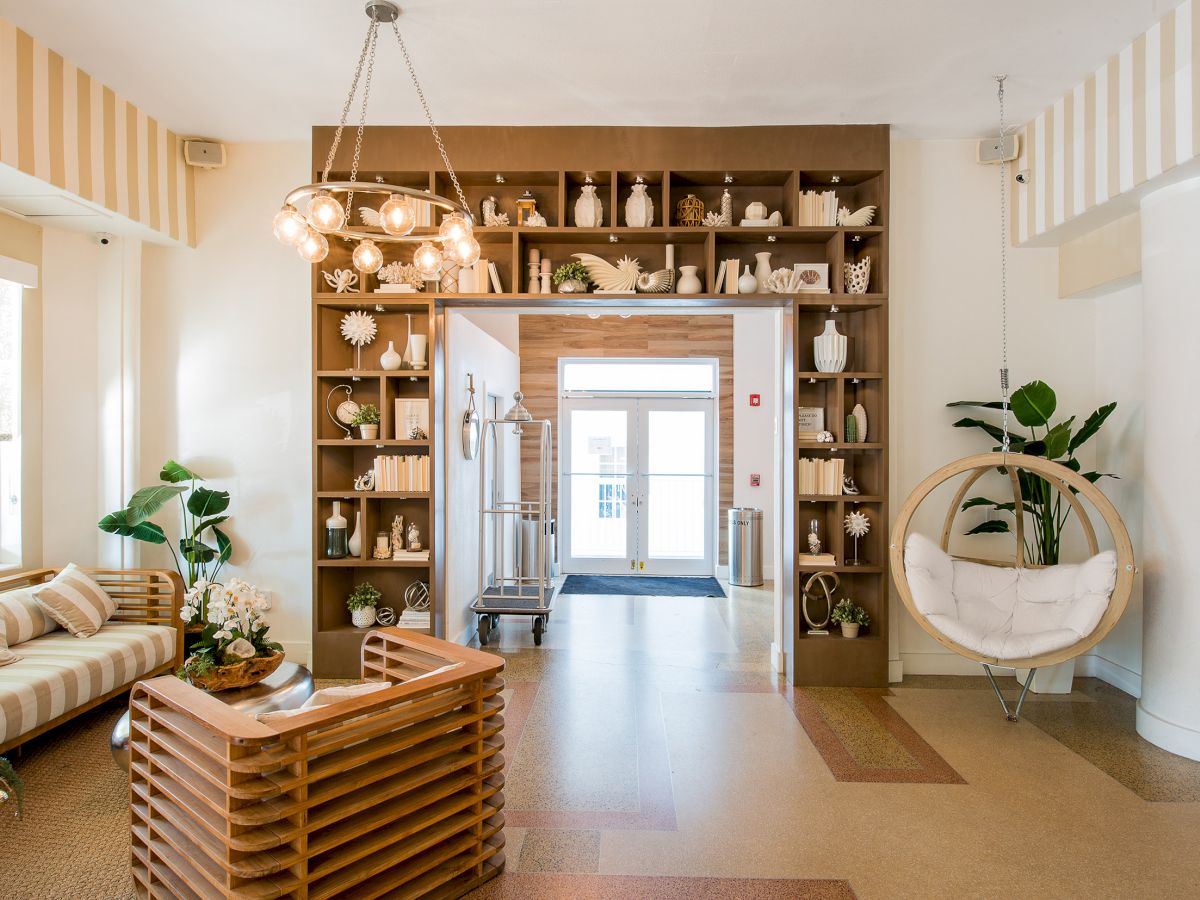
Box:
left=517, top=315, right=734, bottom=565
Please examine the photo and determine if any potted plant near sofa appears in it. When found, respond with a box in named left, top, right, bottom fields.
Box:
left=348, top=583, right=382, bottom=627
left=179, top=578, right=285, bottom=691
left=352, top=404, right=381, bottom=440
left=831, top=598, right=870, bottom=638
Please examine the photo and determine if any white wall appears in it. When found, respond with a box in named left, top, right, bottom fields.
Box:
left=443, top=312, right=520, bottom=644
left=732, top=310, right=778, bottom=579
left=140, top=142, right=312, bottom=659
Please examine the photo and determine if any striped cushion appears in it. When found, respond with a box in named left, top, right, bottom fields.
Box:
left=33, top=564, right=117, bottom=638
left=0, top=648, right=19, bottom=666
left=0, top=623, right=176, bottom=745
left=0, top=586, right=59, bottom=647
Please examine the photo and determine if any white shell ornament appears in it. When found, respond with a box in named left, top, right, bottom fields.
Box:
left=636, top=269, right=674, bottom=293
left=836, top=205, right=877, bottom=227
left=852, top=403, right=868, bottom=443
left=573, top=253, right=642, bottom=292
left=340, top=310, right=377, bottom=347
left=322, top=268, right=359, bottom=293
left=816, top=430, right=835, bottom=443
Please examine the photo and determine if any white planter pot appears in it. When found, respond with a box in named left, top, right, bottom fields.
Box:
left=351, top=607, right=376, bottom=628
left=813, top=319, right=848, bottom=372
left=840, top=622, right=861, bottom=638
left=356, top=424, right=379, bottom=440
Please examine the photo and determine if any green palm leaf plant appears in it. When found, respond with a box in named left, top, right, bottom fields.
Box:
left=948, top=380, right=1117, bottom=565
left=98, top=459, right=233, bottom=587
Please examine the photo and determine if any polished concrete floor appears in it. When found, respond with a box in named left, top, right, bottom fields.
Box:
left=468, top=580, right=1200, bottom=899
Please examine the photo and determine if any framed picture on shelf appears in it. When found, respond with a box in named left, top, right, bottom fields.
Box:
left=396, top=399, right=430, bottom=441
left=797, top=406, right=825, bottom=441
left=794, top=263, right=830, bottom=293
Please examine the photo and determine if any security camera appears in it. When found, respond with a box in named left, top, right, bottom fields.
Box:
left=95, top=232, right=113, bottom=246
left=1015, top=170, right=1030, bottom=185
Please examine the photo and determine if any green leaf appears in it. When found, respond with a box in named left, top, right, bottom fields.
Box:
left=1082, top=471, right=1119, bottom=483
left=960, top=497, right=1002, bottom=510
left=946, top=400, right=1007, bottom=409
left=1022, top=440, right=1047, bottom=457
left=160, top=459, right=202, bottom=484
left=1068, top=402, right=1117, bottom=454
left=213, top=527, right=233, bottom=564
left=1043, top=419, right=1074, bottom=460
left=180, top=537, right=217, bottom=565
left=1010, top=380, right=1056, bottom=428
left=192, top=515, right=229, bottom=537
left=187, top=487, right=230, bottom=518
left=952, top=417, right=1010, bottom=444
left=965, top=520, right=1011, bottom=535
left=126, top=485, right=186, bottom=523
left=97, top=511, right=168, bottom=544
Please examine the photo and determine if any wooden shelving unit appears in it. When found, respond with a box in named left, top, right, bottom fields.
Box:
left=310, top=125, right=890, bottom=685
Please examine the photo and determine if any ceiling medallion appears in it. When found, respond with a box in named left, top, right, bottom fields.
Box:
left=272, top=1, right=477, bottom=277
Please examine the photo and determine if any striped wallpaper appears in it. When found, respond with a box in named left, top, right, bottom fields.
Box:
left=1016, top=0, right=1198, bottom=245
left=0, top=18, right=195, bottom=246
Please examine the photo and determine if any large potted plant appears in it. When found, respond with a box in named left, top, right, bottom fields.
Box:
left=179, top=578, right=284, bottom=691
left=0, top=757, right=23, bottom=818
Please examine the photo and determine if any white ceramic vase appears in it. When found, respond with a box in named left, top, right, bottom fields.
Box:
left=380, top=340, right=402, bottom=371
left=352, top=606, right=376, bottom=628
left=625, top=183, right=654, bottom=227
left=738, top=266, right=758, bottom=294
left=677, top=265, right=702, bottom=294
left=575, top=184, right=603, bottom=228
left=348, top=511, right=362, bottom=557
left=407, top=334, right=428, bottom=369
left=814, top=319, right=848, bottom=372
left=844, top=257, right=871, bottom=294
left=754, top=252, right=773, bottom=293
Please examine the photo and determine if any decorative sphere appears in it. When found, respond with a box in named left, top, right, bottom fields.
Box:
left=414, top=241, right=443, bottom=277
left=378, top=194, right=416, bottom=236
left=306, top=190, right=345, bottom=233
left=447, top=235, right=481, bottom=267
left=272, top=205, right=308, bottom=245
left=296, top=227, right=329, bottom=263
left=352, top=239, right=384, bottom=274
left=438, top=212, right=471, bottom=244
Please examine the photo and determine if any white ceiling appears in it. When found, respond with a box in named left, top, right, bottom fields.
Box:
left=0, top=0, right=1181, bottom=142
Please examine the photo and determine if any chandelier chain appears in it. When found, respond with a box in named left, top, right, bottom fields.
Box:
left=345, top=21, right=380, bottom=214
left=391, top=20, right=471, bottom=215
left=321, top=18, right=376, bottom=183
left=996, top=75, right=1011, bottom=455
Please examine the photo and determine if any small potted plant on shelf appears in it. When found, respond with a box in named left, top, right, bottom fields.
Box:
left=352, top=403, right=381, bottom=440
left=178, top=578, right=284, bottom=691
left=552, top=261, right=591, bottom=294
left=831, top=598, right=870, bottom=638
left=347, top=582, right=382, bottom=628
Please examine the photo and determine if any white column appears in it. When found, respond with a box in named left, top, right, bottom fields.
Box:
left=1137, top=177, right=1200, bottom=760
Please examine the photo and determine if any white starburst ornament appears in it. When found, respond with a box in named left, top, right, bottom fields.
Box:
left=844, top=510, right=871, bottom=566
left=340, top=310, right=377, bottom=370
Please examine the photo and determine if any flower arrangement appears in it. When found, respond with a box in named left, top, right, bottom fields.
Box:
left=179, top=578, right=282, bottom=681
left=0, top=757, right=23, bottom=818
left=378, top=261, right=424, bottom=289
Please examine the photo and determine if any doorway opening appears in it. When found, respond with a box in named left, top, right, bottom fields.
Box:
left=559, top=359, right=717, bottom=577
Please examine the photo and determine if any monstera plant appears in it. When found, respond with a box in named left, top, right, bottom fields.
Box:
left=948, top=380, right=1117, bottom=565
left=99, top=460, right=232, bottom=588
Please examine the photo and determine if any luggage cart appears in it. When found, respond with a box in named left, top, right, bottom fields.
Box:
left=472, top=392, right=556, bottom=646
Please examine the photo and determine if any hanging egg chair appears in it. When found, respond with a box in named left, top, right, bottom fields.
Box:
left=889, top=79, right=1137, bottom=721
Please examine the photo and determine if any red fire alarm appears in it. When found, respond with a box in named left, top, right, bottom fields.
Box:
left=749, top=393, right=761, bottom=407
left=750, top=473, right=761, bottom=487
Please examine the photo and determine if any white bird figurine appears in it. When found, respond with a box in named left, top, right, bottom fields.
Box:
left=573, top=253, right=642, bottom=292
left=359, top=206, right=382, bottom=227
left=836, top=205, right=877, bottom=227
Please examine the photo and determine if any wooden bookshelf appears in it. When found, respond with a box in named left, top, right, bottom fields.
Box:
left=310, top=125, right=890, bottom=685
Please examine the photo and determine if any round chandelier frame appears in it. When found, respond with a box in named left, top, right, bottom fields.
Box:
left=282, top=182, right=466, bottom=245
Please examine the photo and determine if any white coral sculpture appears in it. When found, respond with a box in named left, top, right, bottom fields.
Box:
left=525, top=211, right=548, bottom=227
left=836, top=205, right=877, bottom=227
left=340, top=310, right=377, bottom=347
left=573, top=253, right=642, bottom=292
left=322, top=268, right=359, bottom=293
left=702, top=211, right=724, bottom=226
left=765, top=268, right=804, bottom=293
left=378, top=261, right=424, bottom=289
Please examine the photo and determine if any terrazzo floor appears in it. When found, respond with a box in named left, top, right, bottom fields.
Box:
left=465, top=581, right=1200, bottom=899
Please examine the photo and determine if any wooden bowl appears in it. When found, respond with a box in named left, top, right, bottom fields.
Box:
left=185, top=649, right=285, bottom=692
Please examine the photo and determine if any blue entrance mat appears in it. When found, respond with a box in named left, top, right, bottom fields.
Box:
left=560, top=575, right=726, bottom=598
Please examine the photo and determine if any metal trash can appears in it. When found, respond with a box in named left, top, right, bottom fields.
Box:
left=728, top=507, right=764, bottom=587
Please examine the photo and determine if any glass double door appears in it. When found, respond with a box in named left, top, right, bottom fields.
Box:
left=562, top=397, right=714, bottom=576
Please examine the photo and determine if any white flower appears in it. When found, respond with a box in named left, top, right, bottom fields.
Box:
left=225, top=638, right=256, bottom=660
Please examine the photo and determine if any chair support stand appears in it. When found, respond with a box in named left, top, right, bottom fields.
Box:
left=981, top=663, right=1036, bottom=722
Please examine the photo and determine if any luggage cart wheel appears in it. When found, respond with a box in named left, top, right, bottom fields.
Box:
left=532, top=615, right=545, bottom=646
left=490, top=614, right=501, bottom=628
left=478, top=614, right=491, bottom=646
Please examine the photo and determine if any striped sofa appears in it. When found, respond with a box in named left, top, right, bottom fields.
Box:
left=0, top=567, right=183, bottom=753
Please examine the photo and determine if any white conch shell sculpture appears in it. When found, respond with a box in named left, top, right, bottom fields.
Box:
left=765, top=267, right=805, bottom=293
left=358, top=206, right=382, bottom=227
left=852, top=403, right=868, bottom=443
left=573, top=253, right=642, bottom=292
left=625, top=182, right=654, bottom=227
left=575, top=184, right=603, bottom=228
left=836, top=205, right=877, bottom=227
left=323, top=268, right=359, bottom=293
left=636, top=269, right=674, bottom=293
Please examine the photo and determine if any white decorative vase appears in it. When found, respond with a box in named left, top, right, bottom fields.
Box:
left=754, top=252, right=773, bottom=292
left=738, top=266, right=758, bottom=294
left=852, top=403, right=868, bottom=443
left=844, top=257, right=871, bottom=294
left=840, top=622, right=861, bottom=638
left=814, top=320, right=848, bottom=372
left=677, top=265, right=702, bottom=294
left=352, top=606, right=376, bottom=628
left=575, top=184, right=603, bottom=228
left=380, top=340, right=402, bottom=371
left=407, top=334, right=428, bottom=369
left=625, top=183, right=654, bottom=227
left=348, top=511, right=362, bottom=557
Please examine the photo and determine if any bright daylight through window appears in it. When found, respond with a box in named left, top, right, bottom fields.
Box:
left=0, top=279, right=20, bottom=567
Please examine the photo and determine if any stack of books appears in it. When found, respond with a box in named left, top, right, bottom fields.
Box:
left=398, top=608, right=430, bottom=629
left=798, top=190, right=838, bottom=226
left=798, top=457, right=846, bottom=496
left=372, top=455, right=430, bottom=492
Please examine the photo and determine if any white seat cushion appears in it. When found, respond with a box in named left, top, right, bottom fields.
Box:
left=0, top=623, right=176, bottom=745
left=905, top=533, right=1116, bottom=660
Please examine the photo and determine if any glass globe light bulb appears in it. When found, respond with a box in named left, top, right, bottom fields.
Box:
left=414, top=241, right=444, bottom=277
left=352, top=239, right=385, bottom=274
left=272, top=205, right=307, bottom=246
left=296, top=227, right=329, bottom=263
left=306, top=190, right=345, bottom=233
left=448, top=235, right=481, bottom=267
left=378, top=194, right=416, bottom=236
left=438, top=212, right=470, bottom=244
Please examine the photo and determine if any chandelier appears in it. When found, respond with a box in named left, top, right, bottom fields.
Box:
left=271, top=1, right=477, bottom=278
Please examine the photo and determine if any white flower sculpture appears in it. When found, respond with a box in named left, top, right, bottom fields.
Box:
left=844, top=510, right=871, bottom=538
left=340, top=310, right=377, bottom=347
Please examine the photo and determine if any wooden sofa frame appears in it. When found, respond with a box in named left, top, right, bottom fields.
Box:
left=127, top=628, right=506, bottom=899
left=0, top=566, right=184, bottom=755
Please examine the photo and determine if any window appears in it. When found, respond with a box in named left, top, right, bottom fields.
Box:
left=0, top=279, right=20, bottom=566
left=561, top=359, right=716, bottom=393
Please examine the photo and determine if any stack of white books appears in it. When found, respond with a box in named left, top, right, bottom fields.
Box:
left=398, top=609, right=430, bottom=629
left=798, top=457, right=846, bottom=496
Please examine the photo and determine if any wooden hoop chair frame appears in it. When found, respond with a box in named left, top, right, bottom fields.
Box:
left=890, top=452, right=1136, bottom=670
